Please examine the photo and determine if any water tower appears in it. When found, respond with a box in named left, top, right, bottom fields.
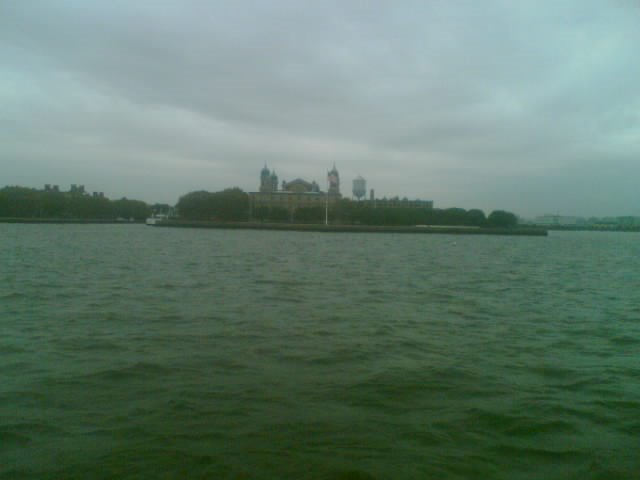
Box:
left=352, top=176, right=366, bottom=200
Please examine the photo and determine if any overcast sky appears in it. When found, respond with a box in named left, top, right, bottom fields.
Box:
left=2, top=1, right=639, bottom=217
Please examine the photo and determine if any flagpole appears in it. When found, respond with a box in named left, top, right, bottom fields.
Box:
left=325, top=173, right=329, bottom=226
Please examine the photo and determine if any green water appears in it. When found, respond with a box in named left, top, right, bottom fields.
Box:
left=1, top=225, right=639, bottom=479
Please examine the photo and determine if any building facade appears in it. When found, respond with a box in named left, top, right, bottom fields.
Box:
left=249, top=164, right=342, bottom=220
left=260, top=165, right=279, bottom=192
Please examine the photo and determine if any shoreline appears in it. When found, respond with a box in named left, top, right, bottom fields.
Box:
left=7, top=217, right=636, bottom=234
left=152, top=220, right=548, bottom=236
left=0, top=218, right=143, bottom=224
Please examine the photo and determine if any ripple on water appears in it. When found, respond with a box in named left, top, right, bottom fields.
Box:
left=82, top=362, right=174, bottom=382
left=0, top=343, right=29, bottom=354
left=2, top=227, right=640, bottom=479
left=58, top=337, right=126, bottom=353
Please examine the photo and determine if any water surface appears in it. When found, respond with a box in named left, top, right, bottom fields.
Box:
left=1, top=225, right=639, bottom=479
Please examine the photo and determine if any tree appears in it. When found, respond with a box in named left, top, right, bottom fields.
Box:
left=213, top=188, right=249, bottom=221
left=267, top=207, right=289, bottom=222
left=112, top=198, right=150, bottom=220
left=466, top=209, right=487, bottom=226
left=0, top=185, right=151, bottom=219
left=294, top=207, right=324, bottom=223
left=176, top=191, right=214, bottom=219
left=176, top=188, right=249, bottom=221
left=487, top=210, right=518, bottom=228
left=0, top=187, right=38, bottom=217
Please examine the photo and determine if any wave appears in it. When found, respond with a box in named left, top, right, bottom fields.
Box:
left=84, top=362, right=174, bottom=382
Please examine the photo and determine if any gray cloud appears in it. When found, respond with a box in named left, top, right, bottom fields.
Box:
left=1, top=0, right=639, bottom=216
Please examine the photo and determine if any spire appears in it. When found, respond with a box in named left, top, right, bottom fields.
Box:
left=327, top=163, right=340, bottom=195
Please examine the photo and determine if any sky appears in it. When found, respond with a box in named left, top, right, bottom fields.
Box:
left=1, top=0, right=639, bottom=218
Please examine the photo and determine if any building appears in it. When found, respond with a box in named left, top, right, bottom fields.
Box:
left=249, top=164, right=342, bottom=220
left=328, top=164, right=340, bottom=195
left=43, top=184, right=89, bottom=194
left=370, top=196, right=434, bottom=209
left=282, top=178, right=320, bottom=194
left=533, top=215, right=580, bottom=226
left=260, top=165, right=279, bottom=192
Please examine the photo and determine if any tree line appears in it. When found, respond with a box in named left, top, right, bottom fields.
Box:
left=176, top=188, right=249, bottom=221
left=177, top=189, right=519, bottom=227
left=0, top=186, right=151, bottom=220
left=1, top=185, right=519, bottom=227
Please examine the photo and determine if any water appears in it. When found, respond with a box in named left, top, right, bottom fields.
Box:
left=1, top=225, right=639, bottom=479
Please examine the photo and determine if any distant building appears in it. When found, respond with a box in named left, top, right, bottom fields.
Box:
left=42, top=183, right=103, bottom=197
left=249, top=164, right=342, bottom=220
left=282, top=178, right=320, bottom=194
left=260, top=165, right=279, bottom=192
left=328, top=164, right=340, bottom=196
left=533, top=215, right=579, bottom=226
left=249, top=165, right=434, bottom=220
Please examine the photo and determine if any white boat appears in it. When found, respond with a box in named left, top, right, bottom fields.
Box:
left=146, top=213, right=168, bottom=226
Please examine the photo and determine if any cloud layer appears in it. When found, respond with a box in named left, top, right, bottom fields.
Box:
left=2, top=0, right=639, bottom=216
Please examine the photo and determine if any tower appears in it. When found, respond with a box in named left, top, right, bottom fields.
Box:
left=352, top=176, right=366, bottom=200
left=328, top=164, right=340, bottom=196
left=260, top=164, right=277, bottom=192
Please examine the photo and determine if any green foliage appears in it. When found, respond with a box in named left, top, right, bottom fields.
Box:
left=294, top=207, right=324, bottom=223
left=0, top=187, right=38, bottom=217
left=487, top=210, right=518, bottom=228
left=268, top=207, right=290, bottom=222
left=0, top=186, right=150, bottom=220
left=1, top=184, right=519, bottom=228
left=252, top=206, right=270, bottom=222
left=326, top=201, right=491, bottom=227
left=175, top=190, right=210, bottom=219
left=466, top=209, right=487, bottom=226
left=112, top=198, right=150, bottom=220
left=177, top=188, right=248, bottom=221
left=253, top=206, right=290, bottom=222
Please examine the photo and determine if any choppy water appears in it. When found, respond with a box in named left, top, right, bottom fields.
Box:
left=1, top=225, right=639, bottom=479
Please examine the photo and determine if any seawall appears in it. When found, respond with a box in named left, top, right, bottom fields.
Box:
left=152, top=220, right=548, bottom=236
left=0, top=218, right=143, bottom=224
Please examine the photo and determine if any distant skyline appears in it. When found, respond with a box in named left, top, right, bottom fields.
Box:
left=2, top=1, right=639, bottom=217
